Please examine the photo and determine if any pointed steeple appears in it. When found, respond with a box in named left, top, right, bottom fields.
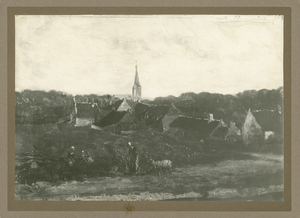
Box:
left=132, top=61, right=142, bottom=102
left=134, top=62, right=141, bottom=87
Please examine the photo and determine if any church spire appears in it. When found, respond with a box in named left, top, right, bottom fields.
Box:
left=134, top=61, right=141, bottom=87
left=132, top=61, right=142, bottom=102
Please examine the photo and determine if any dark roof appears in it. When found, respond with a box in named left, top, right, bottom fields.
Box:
left=207, top=120, right=221, bottom=133
left=113, top=99, right=123, bottom=110
left=76, top=103, right=96, bottom=118
left=102, top=99, right=134, bottom=111
left=134, top=103, right=151, bottom=118
left=212, top=126, right=228, bottom=137
left=126, top=100, right=137, bottom=108
left=100, top=109, right=111, bottom=117
left=93, top=111, right=126, bottom=128
left=252, top=110, right=282, bottom=133
left=102, top=104, right=113, bottom=110
left=146, top=105, right=170, bottom=119
left=120, top=112, right=138, bottom=122
left=169, top=117, right=220, bottom=134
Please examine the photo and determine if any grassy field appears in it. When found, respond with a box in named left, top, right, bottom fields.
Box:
left=14, top=123, right=284, bottom=201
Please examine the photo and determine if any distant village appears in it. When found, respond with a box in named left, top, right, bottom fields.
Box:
left=51, top=64, right=282, bottom=147
left=15, top=64, right=283, bottom=147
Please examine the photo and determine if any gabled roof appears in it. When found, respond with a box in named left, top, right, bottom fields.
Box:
left=207, top=120, right=221, bottom=133
left=211, top=120, right=228, bottom=136
left=100, top=109, right=111, bottom=117
left=76, top=103, right=96, bottom=118
left=169, top=116, right=220, bottom=134
left=113, top=98, right=132, bottom=111
left=227, top=121, right=241, bottom=136
left=113, top=99, right=123, bottom=109
left=145, top=105, right=171, bottom=119
left=119, top=111, right=139, bottom=123
left=133, top=102, right=151, bottom=118
left=243, top=109, right=262, bottom=130
left=93, top=111, right=126, bottom=128
left=103, top=98, right=133, bottom=112
left=126, top=99, right=137, bottom=108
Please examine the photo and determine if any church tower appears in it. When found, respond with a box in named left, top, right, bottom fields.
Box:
left=132, top=63, right=142, bottom=102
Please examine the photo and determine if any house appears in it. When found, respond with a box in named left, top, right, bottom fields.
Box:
left=100, top=98, right=135, bottom=113
left=117, top=111, right=140, bottom=133
left=210, top=119, right=228, bottom=138
left=161, top=103, right=184, bottom=131
left=167, top=116, right=220, bottom=140
left=75, top=103, right=100, bottom=127
left=252, top=108, right=283, bottom=143
left=133, top=102, right=151, bottom=121
left=91, top=110, right=139, bottom=134
left=225, top=121, right=242, bottom=140
left=112, top=98, right=133, bottom=112
left=142, top=104, right=183, bottom=131
left=242, top=109, right=264, bottom=147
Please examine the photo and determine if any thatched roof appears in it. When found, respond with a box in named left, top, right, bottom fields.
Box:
left=93, top=111, right=126, bottom=128
left=145, top=104, right=182, bottom=120
left=211, top=120, right=228, bottom=137
left=120, top=112, right=139, bottom=123
left=146, top=105, right=170, bottom=119
left=92, top=111, right=138, bottom=128
left=169, top=117, right=220, bottom=135
left=102, top=99, right=134, bottom=112
left=133, top=103, right=151, bottom=119
left=242, top=110, right=264, bottom=146
left=113, top=99, right=123, bottom=109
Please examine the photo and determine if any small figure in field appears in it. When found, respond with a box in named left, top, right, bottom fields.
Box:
left=203, top=137, right=210, bottom=151
left=200, top=139, right=204, bottom=151
left=67, top=146, right=76, bottom=166
left=78, top=150, right=94, bottom=164
left=79, top=150, right=86, bottom=163
left=127, top=142, right=138, bottom=176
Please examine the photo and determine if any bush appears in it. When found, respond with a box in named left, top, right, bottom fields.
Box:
left=15, top=148, right=96, bottom=184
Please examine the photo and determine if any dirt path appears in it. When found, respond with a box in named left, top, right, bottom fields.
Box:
left=15, top=152, right=284, bottom=201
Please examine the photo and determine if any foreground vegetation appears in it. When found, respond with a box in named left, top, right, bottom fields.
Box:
left=15, top=121, right=283, bottom=201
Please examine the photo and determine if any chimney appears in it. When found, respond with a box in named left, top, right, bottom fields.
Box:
left=92, top=98, right=94, bottom=104
left=208, top=114, right=214, bottom=123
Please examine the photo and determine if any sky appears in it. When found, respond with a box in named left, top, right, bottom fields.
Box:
left=15, top=15, right=283, bottom=100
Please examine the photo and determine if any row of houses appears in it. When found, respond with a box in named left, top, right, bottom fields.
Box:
left=71, top=97, right=283, bottom=146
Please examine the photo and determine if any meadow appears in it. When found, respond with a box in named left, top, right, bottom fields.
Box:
left=14, top=123, right=284, bottom=201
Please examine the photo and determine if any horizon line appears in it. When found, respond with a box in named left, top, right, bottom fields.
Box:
left=15, top=86, right=283, bottom=101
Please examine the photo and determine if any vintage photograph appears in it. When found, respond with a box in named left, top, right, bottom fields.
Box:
left=14, top=14, right=284, bottom=201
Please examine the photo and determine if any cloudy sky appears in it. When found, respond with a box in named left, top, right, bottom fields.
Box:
left=15, top=15, right=283, bottom=100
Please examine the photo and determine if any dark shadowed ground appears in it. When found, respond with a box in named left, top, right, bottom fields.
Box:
left=15, top=123, right=284, bottom=201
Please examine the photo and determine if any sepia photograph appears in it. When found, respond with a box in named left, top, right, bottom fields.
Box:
left=14, top=14, right=284, bottom=202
